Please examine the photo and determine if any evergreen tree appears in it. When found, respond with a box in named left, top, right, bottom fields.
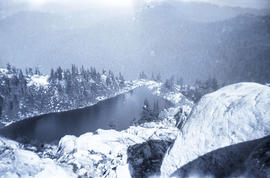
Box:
left=56, top=67, right=63, bottom=80
left=151, top=72, right=155, bottom=81
left=141, top=99, right=151, bottom=122
left=0, top=64, right=126, bottom=122
left=176, top=77, right=183, bottom=86
left=6, top=63, right=11, bottom=72
left=28, top=68, right=33, bottom=76
left=139, top=71, right=148, bottom=79
left=153, top=100, right=159, bottom=117
left=164, top=75, right=175, bottom=90
left=34, top=67, right=41, bottom=75
left=118, top=72, right=125, bottom=88
left=156, top=73, right=162, bottom=82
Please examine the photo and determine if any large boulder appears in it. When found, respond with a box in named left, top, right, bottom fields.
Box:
left=161, top=82, right=270, bottom=177
left=0, top=136, right=75, bottom=178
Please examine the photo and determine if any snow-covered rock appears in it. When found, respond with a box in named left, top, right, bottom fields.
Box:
left=0, top=68, right=8, bottom=75
left=57, top=130, right=142, bottom=177
left=145, top=80, right=193, bottom=107
left=27, top=75, right=49, bottom=88
left=161, top=82, right=270, bottom=177
left=57, top=123, right=180, bottom=178
left=0, top=136, right=75, bottom=178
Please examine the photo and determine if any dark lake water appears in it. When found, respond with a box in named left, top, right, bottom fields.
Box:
left=0, top=87, right=172, bottom=143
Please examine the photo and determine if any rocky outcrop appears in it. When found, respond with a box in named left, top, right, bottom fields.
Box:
left=127, top=140, right=171, bottom=178
left=56, top=122, right=181, bottom=177
left=0, top=121, right=180, bottom=178
left=0, top=136, right=75, bottom=178
left=161, top=82, right=270, bottom=177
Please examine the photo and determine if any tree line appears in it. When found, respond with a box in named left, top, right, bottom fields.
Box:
left=0, top=64, right=125, bottom=123
left=139, top=71, right=219, bottom=102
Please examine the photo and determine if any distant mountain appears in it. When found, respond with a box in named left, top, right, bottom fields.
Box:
left=0, top=1, right=269, bottom=83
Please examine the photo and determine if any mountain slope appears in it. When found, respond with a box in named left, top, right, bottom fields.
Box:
left=160, top=82, right=270, bottom=177
left=0, top=66, right=129, bottom=126
left=0, top=2, right=269, bottom=83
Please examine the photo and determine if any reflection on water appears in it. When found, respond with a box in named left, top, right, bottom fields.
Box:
left=0, top=87, right=172, bottom=143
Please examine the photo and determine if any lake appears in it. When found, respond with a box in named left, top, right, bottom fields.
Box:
left=0, top=87, right=172, bottom=143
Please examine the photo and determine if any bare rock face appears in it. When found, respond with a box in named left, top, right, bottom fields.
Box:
left=161, top=83, right=270, bottom=177
left=127, top=140, right=172, bottom=178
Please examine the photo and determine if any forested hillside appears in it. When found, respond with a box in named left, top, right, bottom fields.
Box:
left=0, top=64, right=125, bottom=125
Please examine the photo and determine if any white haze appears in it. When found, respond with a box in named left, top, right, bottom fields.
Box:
left=7, top=0, right=270, bottom=9
left=0, top=0, right=269, bottom=83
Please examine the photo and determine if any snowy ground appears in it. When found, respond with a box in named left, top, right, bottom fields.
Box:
left=144, top=80, right=193, bottom=107
left=27, top=75, right=49, bottom=88
left=0, top=136, right=76, bottom=178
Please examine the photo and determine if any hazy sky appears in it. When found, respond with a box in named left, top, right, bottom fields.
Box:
left=179, top=0, right=270, bottom=9
left=5, top=0, right=270, bottom=10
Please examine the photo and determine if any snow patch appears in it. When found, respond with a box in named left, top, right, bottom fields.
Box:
left=0, top=68, right=8, bottom=74
left=144, top=80, right=193, bottom=107
left=101, top=74, right=107, bottom=84
left=27, top=75, right=49, bottom=88
left=57, top=121, right=180, bottom=177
